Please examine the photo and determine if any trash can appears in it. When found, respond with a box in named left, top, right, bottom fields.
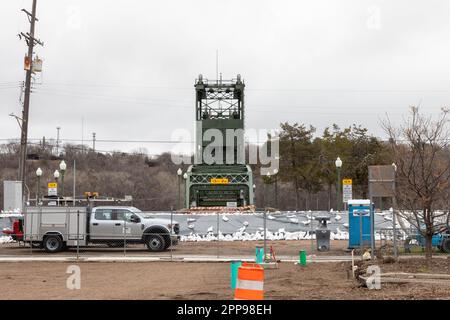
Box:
left=315, top=216, right=331, bottom=251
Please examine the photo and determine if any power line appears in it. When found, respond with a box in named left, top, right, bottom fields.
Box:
left=8, top=80, right=450, bottom=93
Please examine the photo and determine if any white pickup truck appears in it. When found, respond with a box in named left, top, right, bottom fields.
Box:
left=24, top=206, right=180, bottom=253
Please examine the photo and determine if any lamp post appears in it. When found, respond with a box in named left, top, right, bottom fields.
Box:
left=266, top=172, right=271, bottom=208
left=183, top=172, right=188, bottom=209
left=335, top=157, right=343, bottom=211
left=36, top=167, right=42, bottom=205
left=54, top=170, right=60, bottom=205
left=59, top=160, right=67, bottom=199
left=273, top=169, right=279, bottom=209
left=177, top=168, right=182, bottom=210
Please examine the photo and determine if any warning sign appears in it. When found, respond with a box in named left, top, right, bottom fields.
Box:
left=48, top=182, right=58, bottom=196
left=342, top=179, right=352, bottom=203
left=210, top=178, right=229, bottom=185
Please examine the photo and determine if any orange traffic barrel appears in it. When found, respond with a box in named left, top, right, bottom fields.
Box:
left=234, top=263, right=264, bottom=300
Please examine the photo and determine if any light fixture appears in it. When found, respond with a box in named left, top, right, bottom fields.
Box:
left=59, top=160, right=67, bottom=171
left=177, top=168, right=182, bottom=176
left=54, top=170, right=60, bottom=179
left=335, top=157, right=343, bottom=168
left=36, top=167, right=42, bottom=177
left=392, top=163, right=397, bottom=172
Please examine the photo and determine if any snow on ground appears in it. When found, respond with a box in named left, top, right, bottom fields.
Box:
left=179, top=229, right=407, bottom=242
left=180, top=228, right=351, bottom=242
left=0, top=236, right=14, bottom=244
left=0, top=209, right=23, bottom=218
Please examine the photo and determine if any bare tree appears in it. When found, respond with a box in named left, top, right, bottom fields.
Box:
left=382, top=107, right=450, bottom=258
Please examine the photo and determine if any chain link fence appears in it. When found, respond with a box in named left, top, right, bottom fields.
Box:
left=1, top=208, right=446, bottom=260
left=0, top=209, right=349, bottom=261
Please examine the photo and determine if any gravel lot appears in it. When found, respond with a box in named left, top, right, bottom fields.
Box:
left=0, top=258, right=448, bottom=300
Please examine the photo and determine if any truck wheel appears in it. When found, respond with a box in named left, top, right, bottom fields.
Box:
left=146, top=234, right=165, bottom=252
left=441, top=238, right=450, bottom=253
left=43, top=235, right=63, bottom=253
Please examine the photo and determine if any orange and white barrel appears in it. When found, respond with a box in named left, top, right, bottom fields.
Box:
left=234, top=263, right=264, bottom=300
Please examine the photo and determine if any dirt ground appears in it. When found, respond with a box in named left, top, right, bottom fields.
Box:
left=0, top=240, right=350, bottom=257
left=0, top=258, right=448, bottom=300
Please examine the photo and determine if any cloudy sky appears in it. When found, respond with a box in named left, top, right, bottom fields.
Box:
left=1, top=0, right=450, bottom=155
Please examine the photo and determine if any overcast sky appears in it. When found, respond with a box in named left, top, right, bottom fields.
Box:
left=1, top=0, right=450, bottom=155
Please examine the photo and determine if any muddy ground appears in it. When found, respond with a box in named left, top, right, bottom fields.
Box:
left=0, top=258, right=448, bottom=300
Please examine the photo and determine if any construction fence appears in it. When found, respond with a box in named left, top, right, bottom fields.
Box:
left=0, top=210, right=446, bottom=260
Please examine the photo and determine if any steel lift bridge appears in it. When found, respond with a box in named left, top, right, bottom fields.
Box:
left=184, top=74, right=254, bottom=210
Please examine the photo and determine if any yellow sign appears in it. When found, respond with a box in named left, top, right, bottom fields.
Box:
left=48, top=182, right=58, bottom=188
left=342, top=179, right=352, bottom=185
left=84, top=192, right=99, bottom=198
left=211, top=178, right=229, bottom=185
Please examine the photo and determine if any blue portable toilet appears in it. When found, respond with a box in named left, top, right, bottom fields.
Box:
left=348, top=199, right=373, bottom=248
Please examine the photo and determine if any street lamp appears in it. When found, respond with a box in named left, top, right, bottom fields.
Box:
left=335, top=157, right=343, bottom=211
left=54, top=170, right=60, bottom=205
left=177, top=168, right=183, bottom=210
left=265, top=172, right=271, bottom=208
left=273, top=169, right=279, bottom=209
left=36, top=167, right=42, bottom=205
left=392, top=163, right=397, bottom=172
left=59, top=160, right=67, bottom=199
left=183, top=173, right=188, bottom=209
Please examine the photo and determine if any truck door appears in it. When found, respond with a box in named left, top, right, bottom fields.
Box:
left=113, top=209, right=142, bottom=240
left=90, top=208, right=115, bottom=240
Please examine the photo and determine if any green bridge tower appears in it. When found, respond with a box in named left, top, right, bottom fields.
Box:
left=184, top=74, right=254, bottom=209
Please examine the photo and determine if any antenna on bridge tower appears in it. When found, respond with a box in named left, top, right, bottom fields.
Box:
left=216, top=49, right=219, bottom=83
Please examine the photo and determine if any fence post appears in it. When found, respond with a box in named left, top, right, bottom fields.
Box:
left=29, top=209, right=33, bottom=256
left=392, top=211, right=398, bottom=259
left=310, top=211, right=314, bottom=254
left=360, top=212, right=363, bottom=257
left=170, top=207, right=173, bottom=262
left=217, top=211, right=220, bottom=259
left=263, top=211, right=267, bottom=262
left=124, top=219, right=127, bottom=257
left=76, top=210, right=80, bottom=260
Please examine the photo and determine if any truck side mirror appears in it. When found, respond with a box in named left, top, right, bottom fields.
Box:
left=130, top=216, right=140, bottom=223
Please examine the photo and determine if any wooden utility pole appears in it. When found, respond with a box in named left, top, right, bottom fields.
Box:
left=18, top=0, right=43, bottom=193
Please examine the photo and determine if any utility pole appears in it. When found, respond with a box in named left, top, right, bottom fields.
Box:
left=92, top=132, right=96, bottom=152
left=18, top=0, right=43, bottom=195
left=56, top=126, right=61, bottom=156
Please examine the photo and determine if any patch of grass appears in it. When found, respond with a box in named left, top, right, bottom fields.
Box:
left=417, top=265, right=429, bottom=273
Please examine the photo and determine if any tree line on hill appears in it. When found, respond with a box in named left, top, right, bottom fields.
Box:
left=1, top=107, right=449, bottom=257
left=1, top=123, right=391, bottom=211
